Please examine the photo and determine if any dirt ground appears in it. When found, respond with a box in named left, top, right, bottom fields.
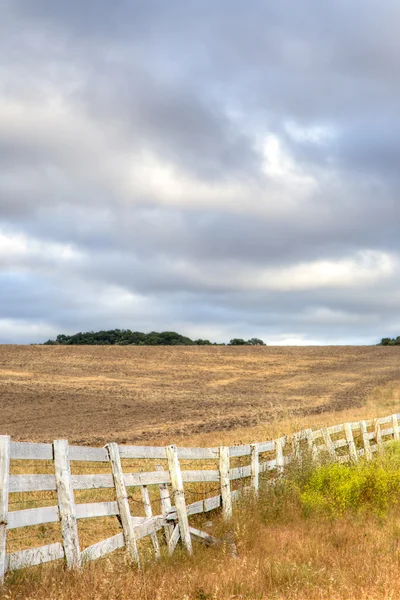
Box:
left=0, top=345, right=399, bottom=446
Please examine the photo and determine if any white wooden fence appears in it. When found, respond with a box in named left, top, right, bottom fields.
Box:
left=1, top=412, right=399, bottom=581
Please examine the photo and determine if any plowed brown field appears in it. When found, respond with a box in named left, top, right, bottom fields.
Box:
left=1, top=345, right=399, bottom=446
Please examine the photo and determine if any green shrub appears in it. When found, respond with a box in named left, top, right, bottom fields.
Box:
left=300, top=443, right=400, bottom=517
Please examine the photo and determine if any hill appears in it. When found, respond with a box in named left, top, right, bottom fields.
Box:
left=1, top=345, right=399, bottom=446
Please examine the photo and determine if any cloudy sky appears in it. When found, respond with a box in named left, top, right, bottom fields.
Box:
left=1, top=1, right=400, bottom=345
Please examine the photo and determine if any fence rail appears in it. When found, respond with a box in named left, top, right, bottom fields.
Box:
left=1, top=412, right=399, bottom=581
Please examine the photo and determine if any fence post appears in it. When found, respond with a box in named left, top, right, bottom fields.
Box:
left=107, top=442, right=140, bottom=565
left=360, top=421, right=372, bottom=460
left=54, top=439, right=81, bottom=569
left=321, top=428, right=336, bottom=459
left=156, top=464, right=174, bottom=544
left=306, top=428, right=318, bottom=462
left=344, top=423, right=358, bottom=462
left=374, top=418, right=383, bottom=451
left=166, top=445, right=192, bottom=554
left=0, top=436, right=10, bottom=584
left=392, top=414, right=400, bottom=442
left=250, top=444, right=259, bottom=495
left=292, top=432, right=301, bottom=464
left=141, top=486, right=160, bottom=559
left=275, top=437, right=285, bottom=476
left=219, top=446, right=232, bottom=519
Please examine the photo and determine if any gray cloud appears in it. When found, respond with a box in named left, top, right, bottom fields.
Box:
left=0, top=0, right=400, bottom=344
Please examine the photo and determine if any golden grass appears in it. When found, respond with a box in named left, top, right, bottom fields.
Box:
left=5, top=493, right=400, bottom=599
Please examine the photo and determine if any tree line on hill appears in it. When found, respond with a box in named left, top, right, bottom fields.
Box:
left=43, top=330, right=266, bottom=346
left=379, top=336, right=400, bottom=346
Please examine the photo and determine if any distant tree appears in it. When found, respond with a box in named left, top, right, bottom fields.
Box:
left=247, top=338, right=266, bottom=346
left=229, top=338, right=247, bottom=345
left=44, top=329, right=197, bottom=346
left=379, top=336, right=400, bottom=346
left=43, top=329, right=267, bottom=346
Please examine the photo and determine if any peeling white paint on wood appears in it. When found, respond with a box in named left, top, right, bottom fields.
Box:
left=0, top=436, right=10, bottom=583
left=54, top=439, right=81, bottom=569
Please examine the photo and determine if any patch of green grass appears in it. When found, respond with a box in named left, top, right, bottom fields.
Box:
left=300, top=442, right=400, bottom=517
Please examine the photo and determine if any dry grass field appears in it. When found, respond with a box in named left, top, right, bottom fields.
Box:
left=7, top=507, right=400, bottom=600
left=1, top=345, right=400, bottom=447
left=2, top=344, right=400, bottom=600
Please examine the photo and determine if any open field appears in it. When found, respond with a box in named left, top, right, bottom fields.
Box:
left=0, top=345, right=400, bottom=447
left=2, top=345, right=400, bottom=599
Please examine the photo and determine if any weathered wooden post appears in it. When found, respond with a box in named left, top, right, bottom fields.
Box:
left=275, top=437, right=285, bottom=476
left=54, top=439, right=81, bottom=569
left=140, top=485, right=160, bottom=559
left=306, top=428, right=318, bottom=462
left=374, top=418, right=383, bottom=451
left=344, top=423, right=358, bottom=462
left=360, top=421, right=372, bottom=460
left=250, top=443, right=259, bottom=495
left=107, top=442, right=140, bottom=565
left=0, top=436, right=10, bottom=584
left=166, top=445, right=192, bottom=554
left=156, top=464, right=174, bottom=543
left=392, top=414, right=400, bottom=442
left=321, top=428, right=336, bottom=459
left=292, top=432, right=301, bottom=463
left=219, top=446, right=232, bottom=519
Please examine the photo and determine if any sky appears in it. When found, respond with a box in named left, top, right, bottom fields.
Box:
left=1, top=1, right=400, bottom=345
